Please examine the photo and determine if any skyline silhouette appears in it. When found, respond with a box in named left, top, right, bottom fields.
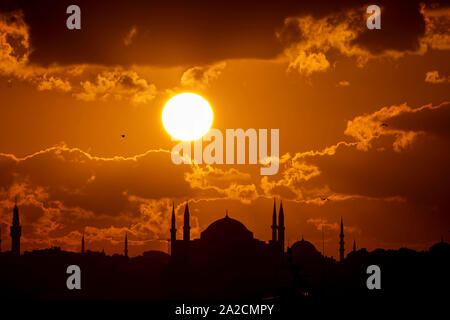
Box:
left=0, top=200, right=448, bottom=300
left=3, top=198, right=445, bottom=260
left=0, top=198, right=448, bottom=259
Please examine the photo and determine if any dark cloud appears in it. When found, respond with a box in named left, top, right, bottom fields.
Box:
left=1, top=0, right=445, bottom=67
left=352, top=1, right=426, bottom=54
left=389, top=102, right=450, bottom=137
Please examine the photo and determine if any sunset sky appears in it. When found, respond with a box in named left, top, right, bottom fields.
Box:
left=0, top=0, right=449, bottom=257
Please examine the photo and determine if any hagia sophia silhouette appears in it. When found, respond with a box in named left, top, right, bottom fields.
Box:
left=168, top=200, right=335, bottom=268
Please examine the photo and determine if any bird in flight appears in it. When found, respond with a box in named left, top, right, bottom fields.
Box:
left=381, top=123, right=388, bottom=127
left=121, top=134, right=126, bottom=138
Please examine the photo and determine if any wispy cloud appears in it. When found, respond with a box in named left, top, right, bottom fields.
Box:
left=425, top=70, right=449, bottom=84
left=181, top=62, right=226, bottom=89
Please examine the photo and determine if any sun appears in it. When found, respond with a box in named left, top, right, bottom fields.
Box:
left=162, top=93, right=213, bottom=141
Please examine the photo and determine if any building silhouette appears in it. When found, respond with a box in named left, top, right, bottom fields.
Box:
left=1, top=199, right=448, bottom=300
left=81, top=232, right=85, bottom=253
left=271, top=199, right=277, bottom=242
left=124, top=232, right=128, bottom=257
left=170, top=203, right=176, bottom=254
left=278, top=201, right=285, bottom=253
left=290, top=236, right=322, bottom=265
left=183, top=201, right=190, bottom=241
left=0, top=226, right=2, bottom=253
left=10, top=199, right=21, bottom=255
left=4, top=199, right=347, bottom=263
left=170, top=201, right=289, bottom=270
left=339, top=217, right=345, bottom=262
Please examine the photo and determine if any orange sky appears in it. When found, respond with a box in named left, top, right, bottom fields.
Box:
left=0, top=0, right=449, bottom=257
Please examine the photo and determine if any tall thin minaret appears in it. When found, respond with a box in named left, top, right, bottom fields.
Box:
left=124, top=232, right=128, bottom=257
left=170, top=202, right=176, bottom=254
left=183, top=202, right=190, bottom=241
left=322, top=225, right=325, bottom=256
left=10, top=198, right=21, bottom=255
left=339, top=217, right=345, bottom=262
left=0, top=225, right=2, bottom=253
left=271, top=199, right=277, bottom=242
left=353, top=239, right=356, bottom=252
left=278, top=201, right=285, bottom=253
left=81, top=231, right=85, bottom=253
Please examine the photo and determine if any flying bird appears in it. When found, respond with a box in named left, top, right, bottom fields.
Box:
left=381, top=123, right=388, bottom=127
left=121, top=134, right=126, bottom=138
left=321, top=197, right=330, bottom=201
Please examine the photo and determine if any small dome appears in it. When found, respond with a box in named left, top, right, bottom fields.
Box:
left=429, top=240, right=449, bottom=254
left=201, top=216, right=253, bottom=242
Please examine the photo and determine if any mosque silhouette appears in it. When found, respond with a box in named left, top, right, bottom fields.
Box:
left=169, top=201, right=330, bottom=272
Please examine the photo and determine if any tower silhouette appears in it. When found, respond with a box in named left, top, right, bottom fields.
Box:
left=271, top=199, right=277, bottom=242
left=170, top=202, right=177, bottom=254
left=81, top=232, right=85, bottom=253
left=0, top=225, right=2, bottom=253
left=339, top=217, right=345, bottom=262
left=183, top=202, right=190, bottom=241
left=10, top=199, right=21, bottom=255
left=278, top=201, right=285, bottom=253
left=124, top=232, right=128, bottom=257
left=353, top=239, right=356, bottom=252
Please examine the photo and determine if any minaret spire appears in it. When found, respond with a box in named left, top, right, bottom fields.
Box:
left=271, top=199, right=277, bottom=242
left=353, top=239, right=356, bottom=252
left=124, top=232, right=128, bottom=257
left=322, top=225, right=325, bottom=256
left=183, top=201, right=190, bottom=241
left=10, top=199, right=21, bottom=255
left=170, top=202, right=177, bottom=254
left=278, top=200, right=285, bottom=253
left=81, top=231, right=85, bottom=253
left=339, top=217, right=345, bottom=262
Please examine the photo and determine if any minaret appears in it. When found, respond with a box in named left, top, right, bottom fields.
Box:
left=81, top=232, right=85, bottom=253
left=10, top=199, right=21, bottom=255
left=170, top=202, right=176, bottom=254
left=271, top=199, right=277, bottom=242
left=278, top=201, right=285, bottom=253
left=0, top=226, right=2, bottom=253
left=183, top=202, right=190, bottom=241
left=339, top=217, right=345, bottom=262
left=124, top=232, right=128, bottom=257
left=353, top=239, right=356, bottom=252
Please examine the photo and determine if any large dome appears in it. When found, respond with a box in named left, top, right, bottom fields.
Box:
left=201, top=215, right=253, bottom=242
left=291, top=239, right=322, bottom=263
left=291, top=239, right=319, bottom=253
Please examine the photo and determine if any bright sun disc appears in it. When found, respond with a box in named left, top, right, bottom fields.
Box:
left=162, top=93, right=213, bottom=141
